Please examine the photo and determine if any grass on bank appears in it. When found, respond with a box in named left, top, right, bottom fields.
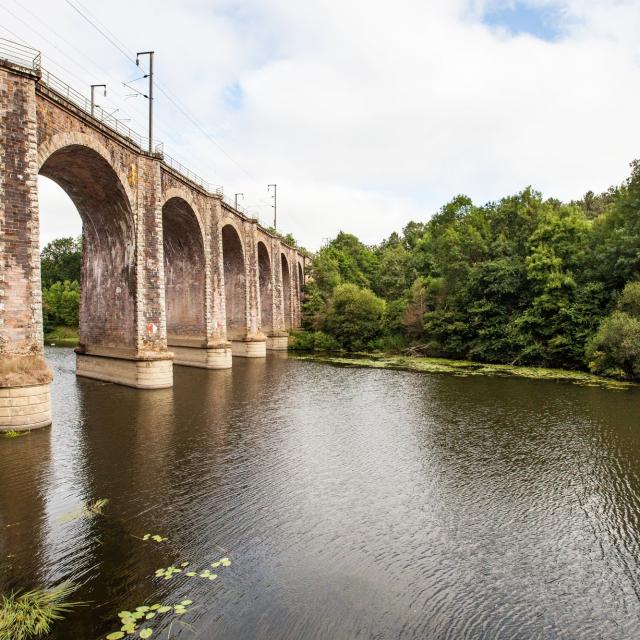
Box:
left=43, top=325, right=79, bottom=347
left=288, top=331, right=634, bottom=390
left=0, top=584, right=82, bottom=640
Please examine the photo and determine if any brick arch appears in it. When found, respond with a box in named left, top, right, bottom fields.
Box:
left=162, top=196, right=207, bottom=341
left=37, top=135, right=137, bottom=351
left=222, top=224, right=247, bottom=339
left=160, top=186, right=207, bottom=247
left=220, top=217, right=245, bottom=254
left=281, top=252, right=292, bottom=330
left=37, top=132, right=135, bottom=210
left=257, top=241, right=273, bottom=332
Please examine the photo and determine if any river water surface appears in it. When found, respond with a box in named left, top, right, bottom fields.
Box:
left=2, top=347, right=640, bottom=639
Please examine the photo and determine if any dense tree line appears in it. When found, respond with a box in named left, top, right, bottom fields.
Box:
left=299, top=161, right=640, bottom=380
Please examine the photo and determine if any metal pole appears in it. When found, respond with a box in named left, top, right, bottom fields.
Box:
left=136, top=51, right=154, bottom=153
left=90, top=84, right=106, bottom=117
left=148, top=51, right=154, bottom=153
left=234, top=193, right=244, bottom=210
left=268, top=184, right=277, bottom=230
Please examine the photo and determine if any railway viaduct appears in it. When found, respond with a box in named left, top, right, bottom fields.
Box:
left=0, top=44, right=306, bottom=432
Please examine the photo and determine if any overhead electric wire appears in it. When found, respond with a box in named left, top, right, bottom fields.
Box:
left=10, top=0, right=274, bottom=215
left=64, top=0, right=133, bottom=64
left=2, top=0, right=175, bottom=142
left=63, top=0, right=261, bottom=185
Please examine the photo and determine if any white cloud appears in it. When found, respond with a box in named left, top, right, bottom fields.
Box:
left=6, top=0, right=640, bottom=249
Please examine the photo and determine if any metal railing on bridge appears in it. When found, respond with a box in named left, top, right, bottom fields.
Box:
left=0, top=37, right=223, bottom=198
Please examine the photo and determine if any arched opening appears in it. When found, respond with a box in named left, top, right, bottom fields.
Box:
left=258, top=242, right=273, bottom=333
left=39, top=144, right=136, bottom=351
left=162, top=197, right=206, bottom=342
left=222, top=225, right=246, bottom=339
left=298, top=262, right=304, bottom=300
left=281, top=253, right=291, bottom=330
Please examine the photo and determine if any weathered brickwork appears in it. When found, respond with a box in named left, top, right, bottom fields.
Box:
left=0, top=60, right=304, bottom=428
left=0, top=68, right=44, bottom=362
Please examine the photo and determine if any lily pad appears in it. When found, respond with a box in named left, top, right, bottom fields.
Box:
left=106, top=633, right=125, bottom=640
left=140, top=629, right=153, bottom=639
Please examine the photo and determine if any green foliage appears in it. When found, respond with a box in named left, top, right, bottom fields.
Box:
left=40, top=237, right=81, bottom=289
left=587, top=282, right=640, bottom=379
left=42, top=280, right=80, bottom=332
left=324, top=284, right=386, bottom=351
left=289, top=330, right=340, bottom=352
left=302, top=161, right=640, bottom=375
left=617, top=281, right=640, bottom=317
left=0, top=584, right=82, bottom=640
left=264, top=227, right=300, bottom=249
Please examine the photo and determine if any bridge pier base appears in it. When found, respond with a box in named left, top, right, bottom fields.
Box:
left=0, top=383, right=52, bottom=432
left=0, top=357, right=53, bottom=432
left=170, top=340, right=232, bottom=369
left=231, top=338, right=267, bottom=358
left=76, top=351, right=173, bottom=389
left=266, top=333, right=289, bottom=351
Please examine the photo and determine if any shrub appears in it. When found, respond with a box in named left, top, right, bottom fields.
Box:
left=313, top=331, right=340, bottom=351
left=288, top=330, right=340, bottom=352
left=324, top=283, right=386, bottom=351
left=586, top=311, right=640, bottom=379
left=586, top=282, right=640, bottom=379
left=42, top=281, right=80, bottom=332
left=367, top=334, right=407, bottom=353
left=617, top=281, right=640, bottom=318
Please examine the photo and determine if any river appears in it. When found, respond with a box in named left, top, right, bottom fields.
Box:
left=1, top=347, right=640, bottom=639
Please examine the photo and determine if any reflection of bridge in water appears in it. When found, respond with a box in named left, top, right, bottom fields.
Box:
left=0, top=39, right=307, bottom=431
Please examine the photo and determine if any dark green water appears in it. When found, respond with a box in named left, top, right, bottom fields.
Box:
left=2, top=347, right=640, bottom=639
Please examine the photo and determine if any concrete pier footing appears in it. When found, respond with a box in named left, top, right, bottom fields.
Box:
left=0, top=383, right=52, bottom=432
left=231, top=339, right=267, bottom=358
left=76, top=352, right=173, bottom=389
left=171, top=344, right=233, bottom=369
left=266, top=334, right=289, bottom=351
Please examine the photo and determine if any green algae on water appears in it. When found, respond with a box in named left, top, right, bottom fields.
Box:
left=291, top=353, right=635, bottom=390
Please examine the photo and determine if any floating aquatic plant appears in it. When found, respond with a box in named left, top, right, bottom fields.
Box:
left=0, top=583, right=83, bottom=640
left=1, top=430, right=29, bottom=439
left=108, top=533, right=232, bottom=638
left=105, top=601, right=194, bottom=639
left=142, top=534, right=168, bottom=543
left=55, top=498, right=109, bottom=524
left=86, top=498, right=109, bottom=516
left=162, top=556, right=231, bottom=582
left=154, top=566, right=183, bottom=581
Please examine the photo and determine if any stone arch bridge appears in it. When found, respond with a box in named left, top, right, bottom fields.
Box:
left=0, top=51, right=307, bottom=431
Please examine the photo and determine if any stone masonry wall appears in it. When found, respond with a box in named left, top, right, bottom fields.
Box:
left=0, top=68, right=45, bottom=371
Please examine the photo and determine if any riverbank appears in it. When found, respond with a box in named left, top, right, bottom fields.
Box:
left=290, top=352, right=635, bottom=390
left=44, top=325, right=79, bottom=347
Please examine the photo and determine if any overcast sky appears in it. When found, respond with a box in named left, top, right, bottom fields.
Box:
left=2, top=0, right=640, bottom=249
